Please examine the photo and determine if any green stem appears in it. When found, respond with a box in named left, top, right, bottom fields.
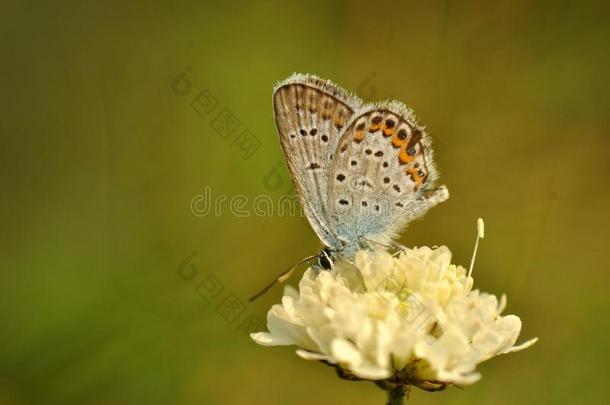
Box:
left=386, top=386, right=406, bottom=405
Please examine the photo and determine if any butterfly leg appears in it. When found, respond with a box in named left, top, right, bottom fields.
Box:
left=386, top=240, right=409, bottom=257
left=390, top=241, right=408, bottom=257
left=358, top=236, right=407, bottom=256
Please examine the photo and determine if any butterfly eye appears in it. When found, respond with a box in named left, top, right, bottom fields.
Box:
left=318, top=249, right=333, bottom=270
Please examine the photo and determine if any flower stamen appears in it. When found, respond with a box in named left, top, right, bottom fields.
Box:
left=468, top=218, right=485, bottom=278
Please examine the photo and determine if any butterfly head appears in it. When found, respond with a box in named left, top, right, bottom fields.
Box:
left=318, top=247, right=335, bottom=270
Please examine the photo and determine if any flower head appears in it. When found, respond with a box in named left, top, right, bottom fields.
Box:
left=252, top=226, right=536, bottom=389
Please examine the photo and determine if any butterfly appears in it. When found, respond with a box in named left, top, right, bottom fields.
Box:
left=250, top=73, right=448, bottom=301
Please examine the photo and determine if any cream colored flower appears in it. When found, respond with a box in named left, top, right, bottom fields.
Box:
left=252, top=224, right=537, bottom=389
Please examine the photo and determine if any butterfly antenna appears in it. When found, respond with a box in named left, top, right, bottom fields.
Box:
left=249, top=254, right=318, bottom=302
left=468, top=218, right=485, bottom=278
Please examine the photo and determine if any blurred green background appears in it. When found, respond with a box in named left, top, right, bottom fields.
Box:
left=1, top=0, right=609, bottom=404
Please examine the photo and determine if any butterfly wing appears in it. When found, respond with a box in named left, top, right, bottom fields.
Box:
left=273, top=73, right=363, bottom=248
left=328, top=102, right=449, bottom=246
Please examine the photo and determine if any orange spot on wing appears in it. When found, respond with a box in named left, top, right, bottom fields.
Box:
left=383, top=127, right=394, bottom=137
left=354, top=130, right=365, bottom=142
left=369, top=124, right=381, bottom=133
left=406, top=167, right=428, bottom=191
left=399, top=146, right=415, bottom=164
left=392, top=134, right=407, bottom=149
left=406, top=168, right=423, bottom=185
